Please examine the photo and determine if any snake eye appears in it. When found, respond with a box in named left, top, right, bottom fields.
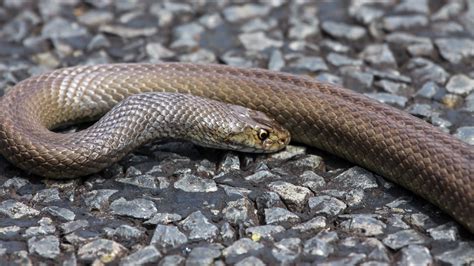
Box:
left=258, top=129, right=269, bottom=141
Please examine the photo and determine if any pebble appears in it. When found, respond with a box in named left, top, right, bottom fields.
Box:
left=245, top=225, right=285, bottom=241
left=446, top=74, right=474, bottom=95
left=321, top=21, right=367, bottom=40
left=340, top=215, right=386, bottom=236
left=359, top=44, right=397, bottom=67
left=186, top=245, right=222, bottom=265
left=316, top=73, right=343, bottom=85
left=235, top=256, right=265, bottom=266
left=272, top=238, right=301, bottom=264
left=268, top=181, right=312, bottom=212
left=105, top=225, right=143, bottom=242
left=327, top=53, right=362, bottom=67
left=406, top=57, right=449, bottom=84
left=331, top=167, right=378, bottom=190
left=349, top=5, right=384, bottom=25
left=415, top=81, right=440, bottom=99
left=174, top=173, right=218, bottom=192
left=300, top=170, right=326, bottom=192
left=180, top=211, right=218, bottom=241
left=27, top=235, right=60, bottom=259
left=199, top=13, right=223, bottom=29
left=223, top=198, right=258, bottom=226
left=239, top=31, right=283, bottom=51
left=432, top=1, right=463, bottom=21
left=291, top=56, right=328, bottom=72
left=435, top=242, right=474, bottom=265
left=109, top=198, right=157, bottom=219
left=150, top=224, right=188, bottom=249
left=454, top=127, right=474, bottom=145
left=364, top=93, right=408, bottom=108
left=268, top=49, right=285, bottom=71
left=264, top=207, right=300, bottom=226
left=83, top=189, right=117, bottom=211
left=42, top=206, right=75, bottom=222
left=77, top=10, right=114, bottom=26
left=159, top=255, right=185, bottom=266
left=0, top=200, right=40, bottom=218
left=308, top=195, right=347, bottom=216
left=42, top=17, right=89, bottom=39
left=145, top=213, right=182, bottom=225
left=303, top=231, right=338, bottom=257
left=383, top=15, right=428, bottom=31
left=77, top=239, right=127, bottom=263
left=340, top=66, right=374, bottom=89
left=99, top=24, right=157, bottom=38
left=292, top=216, right=327, bottom=233
left=120, top=245, right=161, bottom=266
left=222, top=238, right=264, bottom=258
left=32, top=188, right=61, bottom=203
left=223, top=4, right=271, bottom=23
left=427, top=223, right=459, bottom=241
left=2, top=177, right=29, bottom=189
left=382, top=229, right=427, bottom=250
left=395, top=0, right=429, bottom=14
left=435, top=38, right=474, bottom=64
left=60, top=220, right=88, bottom=234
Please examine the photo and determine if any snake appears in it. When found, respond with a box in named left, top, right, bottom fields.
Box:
left=0, top=63, right=472, bottom=233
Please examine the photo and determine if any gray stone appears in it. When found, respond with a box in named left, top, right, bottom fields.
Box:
left=264, top=207, right=300, bottom=226
left=87, top=34, right=111, bottom=51
left=174, top=173, right=217, bottom=192
left=365, top=93, right=407, bottom=108
left=83, top=189, right=117, bottom=211
left=145, top=213, right=182, bottom=225
left=268, top=49, right=285, bottom=71
left=32, top=188, right=61, bottom=203
left=407, top=57, right=449, bottom=84
left=180, top=211, right=218, bottom=241
left=399, top=245, right=433, bottom=266
left=387, top=215, right=410, bottom=229
left=376, top=80, right=408, bottom=94
left=303, top=232, right=337, bottom=257
left=432, top=1, right=463, bottom=21
left=432, top=21, right=465, bottom=34
left=60, top=220, right=89, bottom=234
left=416, top=81, right=440, bottom=99
left=235, top=256, right=265, bottom=266
left=242, top=18, right=277, bottom=33
left=316, top=73, right=343, bottom=85
left=117, top=173, right=158, bottom=189
left=0, top=225, right=21, bottom=239
left=110, top=198, right=157, bottom=219
left=368, top=68, right=412, bottom=84
left=321, top=21, right=366, bottom=40
left=220, top=50, right=254, bottom=68
left=382, top=229, right=427, bottom=250
left=78, top=239, right=127, bottom=262
left=27, top=235, right=60, bottom=259
left=100, top=24, right=157, bottom=38
left=360, top=44, right=397, bottom=67
left=395, top=0, right=429, bottom=14
left=23, top=217, right=55, bottom=237
left=320, top=40, right=350, bottom=53
left=340, top=215, right=386, bottom=236
left=219, top=152, right=240, bottom=173
left=220, top=222, right=236, bottom=243
left=171, top=22, right=204, bottom=50
left=42, top=17, right=89, bottom=39
left=42, top=206, right=75, bottom=222
left=106, top=225, right=143, bottom=241
left=408, top=103, right=435, bottom=119
left=268, top=181, right=312, bottom=212
left=246, top=225, right=285, bottom=240
left=120, top=245, right=161, bottom=266
left=427, top=223, right=459, bottom=241
left=186, top=245, right=222, bottom=266
left=244, top=170, right=277, bottom=183
left=446, top=74, right=474, bottom=95
left=292, top=216, right=327, bottom=233
left=150, top=224, right=187, bottom=249
left=2, top=177, right=29, bottom=189
left=301, top=170, right=326, bottom=192
left=349, top=5, right=384, bottom=24
left=435, top=242, right=474, bottom=265
left=327, top=53, right=362, bottom=66
left=159, top=255, right=185, bottom=266
left=308, top=196, right=347, bottom=216
left=223, top=198, right=258, bottom=226
left=222, top=238, right=264, bottom=257
left=292, top=154, right=323, bottom=169
left=435, top=38, right=474, bottom=64
left=454, top=127, right=474, bottom=145
left=199, top=13, right=223, bottom=29
left=0, top=200, right=39, bottom=218
left=77, top=10, right=113, bottom=26
left=323, top=254, right=367, bottom=266
left=271, top=145, right=306, bottom=160
left=465, top=92, right=474, bottom=112
left=340, top=66, right=374, bottom=89
left=272, top=238, right=301, bottom=264
left=223, top=4, right=271, bottom=23
left=332, top=167, right=378, bottom=190
left=289, top=21, right=319, bottom=40
left=239, top=32, right=283, bottom=51
left=383, top=15, right=428, bottom=31
left=179, top=49, right=216, bottom=64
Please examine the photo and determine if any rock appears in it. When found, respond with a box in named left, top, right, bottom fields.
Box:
left=42, top=17, right=89, bottom=39
left=109, top=198, right=157, bottom=219
left=23, top=217, right=55, bottom=237
left=406, top=57, right=449, bottom=84
left=300, top=170, right=326, bottom=192
left=320, top=40, right=350, bottom=53
left=239, top=31, right=283, bottom=51
left=245, top=170, right=277, bottom=183
left=271, top=145, right=306, bottom=160
left=199, top=13, right=223, bottom=29
left=174, top=173, right=218, bottom=192
left=264, top=207, right=300, bottom=226
left=223, top=198, right=258, bottom=226
left=77, top=10, right=113, bottom=26
left=2, top=177, right=29, bottom=189
left=360, top=44, right=397, bottom=67
left=427, top=223, right=459, bottom=241
left=268, top=49, right=285, bottom=71
left=105, top=225, right=143, bottom=242
left=272, top=238, right=301, bottom=264
left=364, top=93, right=407, bottom=108
left=303, top=231, right=337, bottom=257
left=220, top=222, right=236, bottom=243
left=32, top=188, right=61, bottom=203
left=268, top=181, right=312, bottom=212
left=435, top=38, right=474, bottom=64
left=77, top=239, right=127, bottom=263
left=179, top=49, right=216, bottom=64
left=315, top=73, right=343, bottom=85
left=27, top=235, right=60, bottom=259
left=308, top=196, right=347, bottom=216
left=150, top=224, right=187, bottom=249
left=416, top=81, right=440, bottom=99
left=0, top=200, right=39, bottom=219
left=235, top=256, right=265, bottom=266
left=120, top=245, right=161, bottom=266
left=180, top=211, right=218, bottom=241
left=60, top=220, right=89, bottom=234
left=290, top=56, right=328, bottom=72
left=145, top=213, right=182, bottom=225
left=159, top=255, right=185, bottom=265
left=349, top=4, right=384, bottom=24
left=186, top=245, right=222, bottom=265
left=99, top=24, right=157, bottom=38
left=446, top=74, right=474, bottom=95
left=340, top=66, right=374, bottom=89
left=246, top=225, right=285, bottom=241
left=435, top=242, right=474, bottom=265
left=395, top=0, right=429, bottom=14
left=382, top=229, right=427, bottom=250
left=454, top=127, right=474, bottom=145
left=222, top=4, right=271, bottom=23
left=292, top=216, right=327, bottom=233
left=332, top=167, right=378, bottom=190
left=219, top=152, right=240, bottom=173
left=222, top=238, right=264, bottom=257
left=383, top=15, right=428, bottom=31
left=83, top=189, right=117, bottom=211
left=327, top=53, right=362, bottom=67
left=432, top=1, right=463, bottom=21
left=0, top=225, right=21, bottom=239
left=321, top=21, right=366, bottom=40
left=340, top=215, right=386, bottom=236
left=42, top=206, right=75, bottom=222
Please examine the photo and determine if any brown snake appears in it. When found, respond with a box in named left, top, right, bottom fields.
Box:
left=0, top=63, right=472, bottom=233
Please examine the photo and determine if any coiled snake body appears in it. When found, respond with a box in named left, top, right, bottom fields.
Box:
left=0, top=63, right=472, bottom=233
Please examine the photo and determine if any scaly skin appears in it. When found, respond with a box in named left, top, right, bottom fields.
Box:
left=0, top=63, right=472, bottom=232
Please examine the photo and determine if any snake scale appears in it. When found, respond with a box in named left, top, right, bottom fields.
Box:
left=0, top=63, right=472, bottom=233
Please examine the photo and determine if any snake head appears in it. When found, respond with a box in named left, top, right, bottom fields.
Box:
left=224, top=106, right=290, bottom=153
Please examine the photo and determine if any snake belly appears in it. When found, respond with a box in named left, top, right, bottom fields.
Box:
left=0, top=63, right=472, bottom=233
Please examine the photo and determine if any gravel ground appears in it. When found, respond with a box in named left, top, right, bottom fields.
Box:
left=0, top=0, right=473, bottom=265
